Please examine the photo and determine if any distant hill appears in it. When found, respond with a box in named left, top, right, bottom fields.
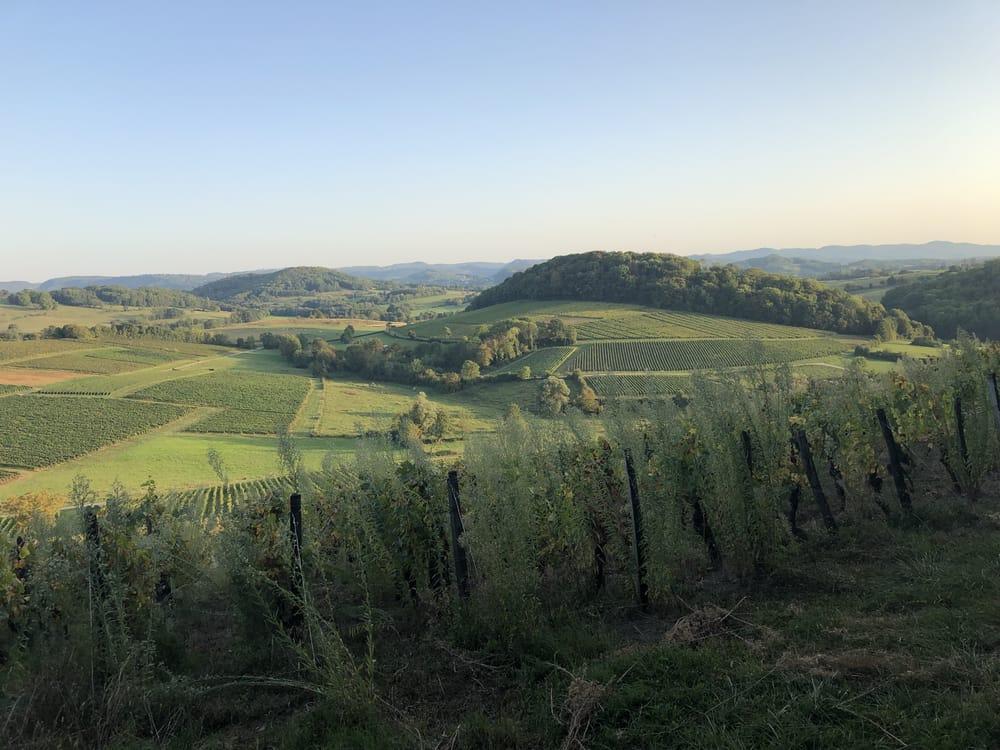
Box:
left=193, top=266, right=375, bottom=302
left=338, top=259, right=542, bottom=287
left=693, top=241, right=1000, bottom=268
left=470, top=251, right=892, bottom=335
left=0, top=271, right=254, bottom=293
left=882, top=259, right=1000, bottom=340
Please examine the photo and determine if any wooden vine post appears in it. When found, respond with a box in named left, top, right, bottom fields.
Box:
left=953, top=397, right=971, bottom=473
left=288, top=493, right=304, bottom=631
left=792, top=429, right=838, bottom=533
left=876, top=408, right=912, bottom=513
left=447, top=470, right=470, bottom=599
left=988, top=373, right=1000, bottom=436
left=84, top=508, right=106, bottom=598
left=623, top=449, right=649, bottom=610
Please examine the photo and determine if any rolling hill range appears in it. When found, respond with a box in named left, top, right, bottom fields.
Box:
left=693, top=240, right=1000, bottom=268
left=0, top=271, right=247, bottom=293
left=337, top=259, right=541, bottom=287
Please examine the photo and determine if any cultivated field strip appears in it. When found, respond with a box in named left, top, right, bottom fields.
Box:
left=130, top=370, right=311, bottom=434
left=163, top=476, right=296, bottom=520
left=558, top=338, right=854, bottom=373
left=492, top=347, right=577, bottom=375
left=587, top=373, right=691, bottom=398
left=575, top=310, right=821, bottom=341
left=0, top=395, right=189, bottom=467
left=0, top=339, right=97, bottom=363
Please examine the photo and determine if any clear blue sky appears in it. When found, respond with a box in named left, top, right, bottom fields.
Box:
left=2, top=1, right=998, bottom=280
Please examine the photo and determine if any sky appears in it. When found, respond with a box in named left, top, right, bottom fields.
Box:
left=2, top=1, right=999, bottom=281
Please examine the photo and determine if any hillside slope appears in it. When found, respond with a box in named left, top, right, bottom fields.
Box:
left=194, top=266, right=374, bottom=302
left=470, top=251, right=888, bottom=335
left=882, top=259, right=1000, bottom=339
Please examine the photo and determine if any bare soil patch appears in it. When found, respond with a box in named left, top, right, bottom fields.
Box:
left=0, top=367, right=81, bottom=386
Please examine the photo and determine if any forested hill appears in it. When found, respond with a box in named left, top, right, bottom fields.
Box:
left=5, top=285, right=211, bottom=309
left=469, top=251, right=891, bottom=335
left=882, top=260, right=1000, bottom=340
left=193, top=266, right=375, bottom=302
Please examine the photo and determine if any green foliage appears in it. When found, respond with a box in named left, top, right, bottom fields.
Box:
left=538, top=376, right=570, bottom=415
left=193, top=266, right=375, bottom=302
left=882, top=259, right=1000, bottom=339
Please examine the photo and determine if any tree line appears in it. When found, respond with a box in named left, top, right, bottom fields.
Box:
left=263, top=318, right=576, bottom=392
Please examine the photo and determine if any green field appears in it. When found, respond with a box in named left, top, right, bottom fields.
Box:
left=0, top=338, right=98, bottom=363
left=0, top=303, right=228, bottom=335
left=0, top=432, right=354, bottom=499
left=587, top=373, right=690, bottom=398
left=131, top=370, right=311, bottom=434
left=0, top=299, right=881, bottom=501
left=492, top=346, right=576, bottom=375
left=0, top=395, right=188, bottom=468
left=558, top=337, right=856, bottom=373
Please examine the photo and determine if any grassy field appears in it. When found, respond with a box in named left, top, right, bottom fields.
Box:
left=0, top=303, right=227, bottom=334
left=492, top=346, right=576, bottom=375
left=308, top=377, right=501, bottom=436
left=0, top=432, right=354, bottom=499
left=822, top=269, right=944, bottom=302
left=558, top=337, right=858, bottom=373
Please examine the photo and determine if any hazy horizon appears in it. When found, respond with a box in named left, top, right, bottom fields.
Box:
left=3, top=1, right=999, bottom=279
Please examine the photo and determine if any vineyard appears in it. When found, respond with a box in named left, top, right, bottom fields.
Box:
left=130, top=370, right=311, bottom=434
left=0, top=395, right=188, bottom=467
left=587, top=373, right=690, bottom=398
left=559, top=337, right=855, bottom=373
left=0, top=385, right=29, bottom=396
left=574, top=309, right=822, bottom=341
left=11, top=346, right=187, bottom=375
left=0, top=338, right=95, bottom=363
left=491, top=346, right=576, bottom=375
left=163, top=475, right=296, bottom=519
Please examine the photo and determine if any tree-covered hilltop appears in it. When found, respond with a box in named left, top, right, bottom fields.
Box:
left=193, top=266, right=376, bottom=303
left=4, top=285, right=211, bottom=309
left=470, top=251, right=901, bottom=336
left=882, top=259, right=1000, bottom=340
